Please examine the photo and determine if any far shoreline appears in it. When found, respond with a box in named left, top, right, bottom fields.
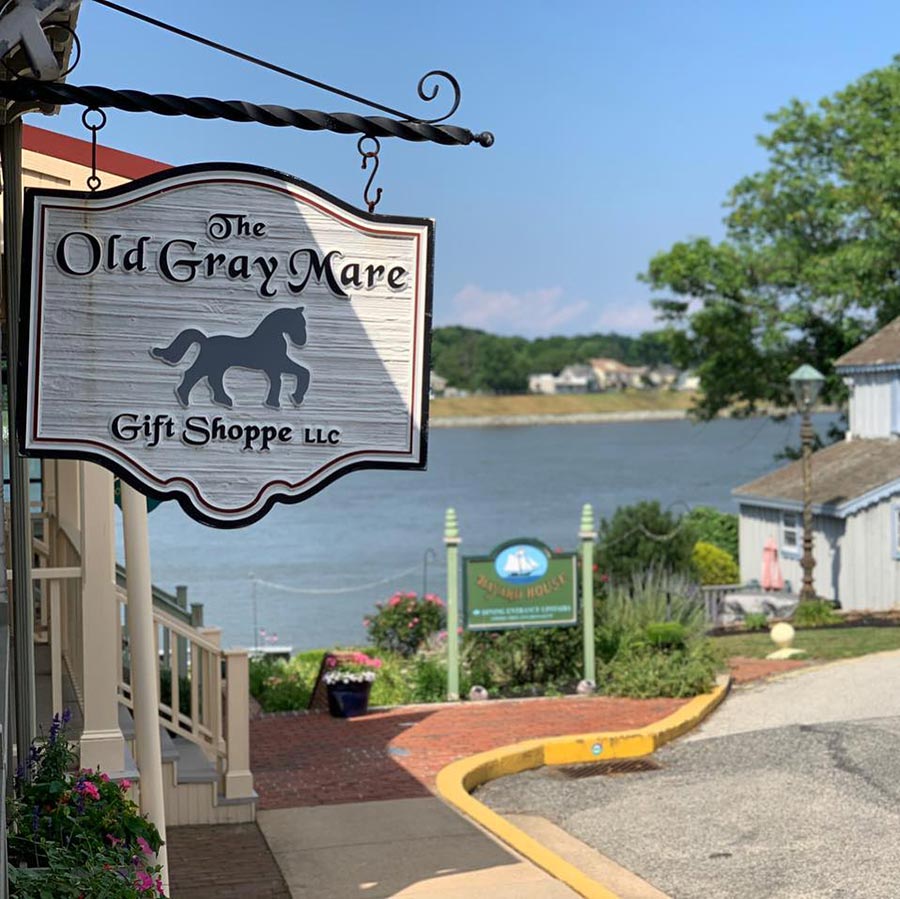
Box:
left=429, top=408, right=693, bottom=428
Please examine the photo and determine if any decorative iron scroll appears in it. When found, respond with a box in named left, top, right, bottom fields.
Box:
left=0, top=79, right=494, bottom=148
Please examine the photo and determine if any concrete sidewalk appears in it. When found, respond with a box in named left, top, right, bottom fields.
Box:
left=258, top=797, right=578, bottom=898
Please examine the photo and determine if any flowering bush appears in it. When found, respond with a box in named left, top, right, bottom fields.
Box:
left=8, top=711, right=166, bottom=898
left=322, top=652, right=383, bottom=685
left=365, top=592, right=445, bottom=657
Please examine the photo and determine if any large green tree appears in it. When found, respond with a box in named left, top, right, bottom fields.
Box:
left=644, top=57, right=900, bottom=420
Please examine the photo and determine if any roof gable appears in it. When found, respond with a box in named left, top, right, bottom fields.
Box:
left=835, top=316, right=900, bottom=369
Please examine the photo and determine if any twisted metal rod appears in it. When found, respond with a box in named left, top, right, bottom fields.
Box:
left=0, top=79, right=495, bottom=147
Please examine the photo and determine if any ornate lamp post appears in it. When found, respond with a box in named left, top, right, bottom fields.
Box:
left=789, top=364, right=826, bottom=603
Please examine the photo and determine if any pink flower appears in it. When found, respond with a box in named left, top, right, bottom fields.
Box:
left=457, top=627, right=463, bottom=635
left=100, top=772, right=110, bottom=782
left=325, top=657, right=338, bottom=668
left=388, top=597, right=401, bottom=607
left=371, top=658, right=382, bottom=669
left=78, top=781, right=100, bottom=801
left=106, top=833, right=123, bottom=847
left=120, top=778, right=132, bottom=791
left=439, top=630, right=448, bottom=639
left=137, top=836, right=153, bottom=856
left=156, top=876, right=165, bottom=896
left=412, top=617, right=420, bottom=625
left=407, top=622, right=415, bottom=629
left=404, top=592, right=416, bottom=599
left=135, top=870, right=153, bottom=891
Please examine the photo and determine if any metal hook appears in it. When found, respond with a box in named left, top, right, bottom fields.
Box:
left=81, top=106, right=107, bottom=191
left=357, top=136, right=383, bottom=213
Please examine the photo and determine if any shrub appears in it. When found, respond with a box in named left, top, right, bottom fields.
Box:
left=692, top=541, right=740, bottom=586
left=249, top=651, right=324, bottom=712
left=684, top=505, right=739, bottom=562
left=8, top=712, right=165, bottom=897
left=793, top=599, right=840, bottom=628
left=159, top=666, right=191, bottom=718
left=743, top=612, right=769, bottom=631
left=644, top=621, right=689, bottom=650
left=599, top=639, right=723, bottom=698
left=411, top=656, right=449, bottom=703
left=595, top=501, right=696, bottom=584
left=462, top=624, right=582, bottom=693
left=366, top=592, right=445, bottom=657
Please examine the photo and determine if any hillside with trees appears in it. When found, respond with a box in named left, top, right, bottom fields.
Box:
left=431, top=326, right=673, bottom=394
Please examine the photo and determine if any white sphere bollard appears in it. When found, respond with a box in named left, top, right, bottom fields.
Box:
left=468, top=685, right=489, bottom=702
left=576, top=679, right=596, bottom=695
left=767, top=621, right=805, bottom=660
left=770, top=622, right=795, bottom=650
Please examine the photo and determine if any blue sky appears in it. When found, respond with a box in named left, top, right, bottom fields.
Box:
left=32, top=0, right=900, bottom=337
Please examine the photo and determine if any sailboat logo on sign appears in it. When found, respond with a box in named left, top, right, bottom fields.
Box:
left=494, top=544, right=548, bottom=585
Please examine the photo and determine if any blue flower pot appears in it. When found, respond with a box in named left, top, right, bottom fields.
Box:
left=327, top=680, right=373, bottom=718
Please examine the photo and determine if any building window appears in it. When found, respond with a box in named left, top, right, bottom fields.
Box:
left=781, top=511, right=801, bottom=558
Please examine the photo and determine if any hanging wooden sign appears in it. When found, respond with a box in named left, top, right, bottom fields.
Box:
left=19, top=163, right=433, bottom=527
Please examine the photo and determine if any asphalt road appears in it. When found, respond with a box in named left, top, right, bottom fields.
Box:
left=477, top=654, right=900, bottom=899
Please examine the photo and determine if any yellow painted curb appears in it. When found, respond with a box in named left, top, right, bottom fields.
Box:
left=436, top=678, right=731, bottom=899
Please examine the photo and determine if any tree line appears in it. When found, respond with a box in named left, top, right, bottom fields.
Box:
left=431, top=326, right=673, bottom=394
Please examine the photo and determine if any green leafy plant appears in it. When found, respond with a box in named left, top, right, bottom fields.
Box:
left=249, top=652, right=324, bottom=712
left=684, top=506, right=739, bottom=562
left=8, top=711, right=166, bottom=897
left=462, top=623, right=583, bottom=694
left=644, top=621, right=689, bottom=650
left=691, top=541, right=740, bottom=586
left=595, top=571, right=707, bottom=663
left=366, top=592, right=446, bottom=657
left=599, top=639, right=723, bottom=698
left=595, top=501, right=696, bottom=584
left=743, top=612, right=769, bottom=632
left=793, top=599, right=841, bottom=628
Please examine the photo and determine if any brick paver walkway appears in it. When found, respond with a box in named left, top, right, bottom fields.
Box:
left=167, top=823, right=290, bottom=899
left=727, top=655, right=810, bottom=684
left=250, top=695, right=687, bottom=809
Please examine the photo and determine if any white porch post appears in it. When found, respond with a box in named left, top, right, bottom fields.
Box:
left=121, top=482, right=169, bottom=891
left=78, top=463, right=125, bottom=774
left=224, top=649, right=254, bottom=799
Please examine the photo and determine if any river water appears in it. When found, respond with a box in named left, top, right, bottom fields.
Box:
left=118, top=413, right=838, bottom=651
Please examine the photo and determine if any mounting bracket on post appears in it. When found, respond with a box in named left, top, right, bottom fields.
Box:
left=0, top=0, right=80, bottom=81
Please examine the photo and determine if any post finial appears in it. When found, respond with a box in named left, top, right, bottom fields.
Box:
left=444, top=507, right=460, bottom=544
left=579, top=502, right=596, bottom=539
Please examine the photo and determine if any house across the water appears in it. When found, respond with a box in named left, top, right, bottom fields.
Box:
left=734, top=316, right=900, bottom=610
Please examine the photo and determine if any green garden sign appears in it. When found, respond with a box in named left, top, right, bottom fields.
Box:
left=463, top=538, right=577, bottom=630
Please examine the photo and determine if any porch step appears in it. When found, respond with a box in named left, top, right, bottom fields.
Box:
left=117, top=704, right=178, bottom=763
left=170, top=736, right=218, bottom=785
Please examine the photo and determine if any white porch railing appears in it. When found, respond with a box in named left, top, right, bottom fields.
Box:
left=26, top=467, right=252, bottom=803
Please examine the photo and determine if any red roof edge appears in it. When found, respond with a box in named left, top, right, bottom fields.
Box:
left=23, top=124, right=170, bottom=181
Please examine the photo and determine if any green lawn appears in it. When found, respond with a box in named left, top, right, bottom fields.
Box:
left=714, top=626, right=900, bottom=661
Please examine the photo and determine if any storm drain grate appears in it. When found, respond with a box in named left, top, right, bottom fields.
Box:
left=553, top=758, right=662, bottom=779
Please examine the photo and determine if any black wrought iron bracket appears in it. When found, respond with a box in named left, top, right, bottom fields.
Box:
left=0, top=78, right=494, bottom=148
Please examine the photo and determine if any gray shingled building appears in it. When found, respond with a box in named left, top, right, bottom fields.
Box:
left=734, top=317, right=900, bottom=610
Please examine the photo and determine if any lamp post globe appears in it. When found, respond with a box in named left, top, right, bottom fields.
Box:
left=788, top=364, right=825, bottom=603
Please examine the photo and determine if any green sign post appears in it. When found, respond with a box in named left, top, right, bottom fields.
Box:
left=463, top=539, right=577, bottom=630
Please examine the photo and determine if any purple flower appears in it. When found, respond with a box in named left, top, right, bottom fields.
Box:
left=31, top=805, right=40, bottom=833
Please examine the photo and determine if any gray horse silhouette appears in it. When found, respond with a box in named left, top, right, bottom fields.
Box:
left=150, top=307, right=310, bottom=409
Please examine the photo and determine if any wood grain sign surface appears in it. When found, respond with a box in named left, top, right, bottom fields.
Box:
left=20, top=163, right=433, bottom=527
